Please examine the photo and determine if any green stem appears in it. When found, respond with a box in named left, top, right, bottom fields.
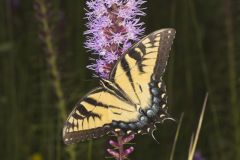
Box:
left=37, top=0, right=66, bottom=121
left=87, top=141, right=93, bottom=160
left=223, top=0, right=240, bottom=158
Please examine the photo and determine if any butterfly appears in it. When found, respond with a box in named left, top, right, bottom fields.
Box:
left=63, top=28, right=176, bottom=145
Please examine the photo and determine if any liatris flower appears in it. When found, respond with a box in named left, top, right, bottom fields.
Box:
left=84, top=0, right=146, bottom=159
left=85, top=0, right=146, bottom=78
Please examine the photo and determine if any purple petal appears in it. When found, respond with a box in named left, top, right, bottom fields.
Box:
left=122, top=134, right=135, bottom=144
left=107, top=149, right=120, bottom=158
left=104, top=52, right=119, bottom=63
left=124, top=146, right=134, bottom=156
left=109, top=140, right=120, bottom=148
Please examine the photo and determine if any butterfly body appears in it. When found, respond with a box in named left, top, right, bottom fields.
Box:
left=63, top=28, right=176, bottom=145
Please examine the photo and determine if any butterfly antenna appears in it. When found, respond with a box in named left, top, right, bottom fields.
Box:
left=165, top=117, right=177, bottom=122
left=151, top=128, right=160, bottom=144
left=163, top=112, right=177, bottom=123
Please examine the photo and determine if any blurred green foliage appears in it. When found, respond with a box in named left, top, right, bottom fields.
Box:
left=0, top=0, right=239, bottom=160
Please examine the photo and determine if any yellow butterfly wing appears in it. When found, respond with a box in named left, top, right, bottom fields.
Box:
left=63, top=87, right=138, bottom=144
left=110, top=28, right=176, bottom=112
left=63, top=28, right=176, bottom=144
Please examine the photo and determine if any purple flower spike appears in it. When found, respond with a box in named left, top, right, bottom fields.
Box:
left=85, top=0, right=146, bottom=159
left=108, top=134, right=136, bottom=160
left=85, top=0, right=146, bottom=78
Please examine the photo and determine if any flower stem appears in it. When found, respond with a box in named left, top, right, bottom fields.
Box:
left=117, top=135, right=124, bottom=160
left=34, top=0, right=76, bottom=159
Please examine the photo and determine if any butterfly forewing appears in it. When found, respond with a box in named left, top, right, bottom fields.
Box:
left=110, top=29, right=176, bottom=110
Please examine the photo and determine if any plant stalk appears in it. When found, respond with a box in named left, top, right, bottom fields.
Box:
left=117, top=136, right=124, bottom=160
left=223, top=0, right=240, bottom=158
left=34, top=0, right=76, bottom=159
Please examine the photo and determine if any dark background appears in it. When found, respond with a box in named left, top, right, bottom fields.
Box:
left=0, top=0, right=240, bottom=160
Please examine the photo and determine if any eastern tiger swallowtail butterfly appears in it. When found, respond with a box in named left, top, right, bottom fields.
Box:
left=63, top=28, right=176, bottom=145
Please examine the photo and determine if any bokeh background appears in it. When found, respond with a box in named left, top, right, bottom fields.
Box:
left=0, top=0, right=240, bottom=160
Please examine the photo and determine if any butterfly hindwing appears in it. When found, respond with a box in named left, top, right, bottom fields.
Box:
left=63, top=87, right=138, bottom=144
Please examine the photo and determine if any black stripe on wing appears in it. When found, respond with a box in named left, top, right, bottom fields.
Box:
left=100, top=79, right=131, bottom=103
left=110, top=28, right=176, bottom=81
left=75, top=104, right=100, bottom=118
left=84, top=97, right=134, bottom=113
left=120, top=57, right=141, bottom=102
left=129, top=49, right=145, bottom=73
